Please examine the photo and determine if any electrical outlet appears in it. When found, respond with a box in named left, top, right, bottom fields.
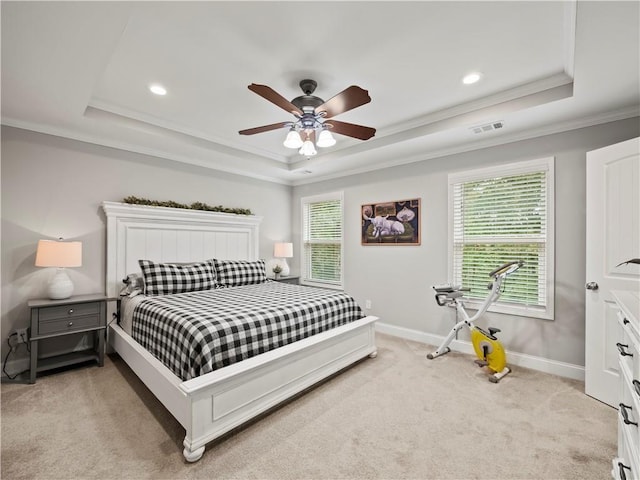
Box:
left=15, top=328, right=28, bottom=344
left=365, top=300, right=372, bottom=309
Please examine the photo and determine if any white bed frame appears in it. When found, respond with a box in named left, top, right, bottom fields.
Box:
left=102, top=201, right=378, bottom=462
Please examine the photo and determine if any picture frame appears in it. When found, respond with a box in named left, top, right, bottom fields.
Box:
left=361, top=198, right=421, bottom=245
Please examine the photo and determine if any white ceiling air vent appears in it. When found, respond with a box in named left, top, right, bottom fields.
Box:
left=471, top=121, right=504, bottom=134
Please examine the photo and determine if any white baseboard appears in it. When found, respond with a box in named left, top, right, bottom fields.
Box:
left=375, top=322, right=585, bottom=381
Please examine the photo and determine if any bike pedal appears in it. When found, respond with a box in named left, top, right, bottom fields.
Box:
left=474, top=360, right=488, bottom=367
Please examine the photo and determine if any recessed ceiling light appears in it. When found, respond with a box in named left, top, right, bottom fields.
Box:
left=149, top=84, right=167, bottom=96
left=462, top=72, right=482, bottom=85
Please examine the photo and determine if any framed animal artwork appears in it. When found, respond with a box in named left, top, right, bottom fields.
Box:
left=361, top=198, right=421, bottom=245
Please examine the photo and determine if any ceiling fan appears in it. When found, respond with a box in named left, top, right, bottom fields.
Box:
left=239, top=79, right=376, bottom=157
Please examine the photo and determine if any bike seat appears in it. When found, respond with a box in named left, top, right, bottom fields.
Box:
left=433, top=283, right=460, bottom=293
left=488, top=327, right=501, bottom=336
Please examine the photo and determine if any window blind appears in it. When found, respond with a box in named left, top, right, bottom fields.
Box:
left=451, top=164, right=552, bottom=314
left=302, top=196, right=343, bottom=286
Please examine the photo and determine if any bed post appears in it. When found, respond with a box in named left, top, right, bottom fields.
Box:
left=182, top=442, right=205, bottom=463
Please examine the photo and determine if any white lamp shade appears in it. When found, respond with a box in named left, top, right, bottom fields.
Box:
left=316, top=129, right=336, bottom=148
left=283, top=130, right=303, bottom=149
left=298, top=140, right=317, bottom=157
left=274, top=242, right=293, bottom=258
left=35, top=240, right=82, bottom=267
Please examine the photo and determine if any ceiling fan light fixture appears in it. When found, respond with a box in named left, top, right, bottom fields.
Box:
left=283, top=129, right=303, bottom=148
left=316, top=129, right=336, bottom=148
left=240, top=79, right=375, bottom=157
left=299, top=139, right=317, bottom=157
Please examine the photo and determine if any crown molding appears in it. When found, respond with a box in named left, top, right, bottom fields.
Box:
left=3, top=104, right=637, bottom=188
left=290, top=105, right=639, bottom=186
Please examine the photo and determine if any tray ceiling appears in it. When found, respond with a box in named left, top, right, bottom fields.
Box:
left=2, top=1, right=638, bottom=185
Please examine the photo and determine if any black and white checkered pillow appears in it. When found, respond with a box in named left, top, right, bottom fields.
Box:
left=213, top=259, right=267, bottom=287
left=138, top=259, right=217, bottom=296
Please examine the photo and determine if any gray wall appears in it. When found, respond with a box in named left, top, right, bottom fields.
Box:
left=1, top=126, right=292, bottom=367
left=292, top=117, right=640, bottom=367
left=2, top=118, right=639, bottom=374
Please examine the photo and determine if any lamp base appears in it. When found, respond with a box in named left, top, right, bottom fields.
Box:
left=47, top=268, right=74, bottom=300
left=276, top=258, right=290, bottom=276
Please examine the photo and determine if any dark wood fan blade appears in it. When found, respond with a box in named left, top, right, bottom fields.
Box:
left=315, top=86, right=371, bottom=118
left=325, top=120, right=376, bottom=141
left=239, top=121, right=290, bottom=135
left=248, top=84, right=303, bottom=116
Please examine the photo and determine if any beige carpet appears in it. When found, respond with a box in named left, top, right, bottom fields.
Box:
left=1, top=334, right=616, bottom=480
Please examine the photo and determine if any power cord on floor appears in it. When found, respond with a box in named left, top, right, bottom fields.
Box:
left=2, top=332, right=30, bottom=380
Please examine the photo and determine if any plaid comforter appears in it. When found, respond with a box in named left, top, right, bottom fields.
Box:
left=131, top=281, right=365, bottom=381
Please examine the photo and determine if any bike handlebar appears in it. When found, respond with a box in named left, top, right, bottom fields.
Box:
left=488, top=260, right=524, bottom=279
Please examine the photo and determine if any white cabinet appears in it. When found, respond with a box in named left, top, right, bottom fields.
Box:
left=612, top=290, right=640, bottom=480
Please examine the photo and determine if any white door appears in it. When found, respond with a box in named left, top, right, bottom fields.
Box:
left=585, top=137, right=640, bottom=407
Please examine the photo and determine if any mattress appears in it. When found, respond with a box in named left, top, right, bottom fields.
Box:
left=120, top=282, right=364, bottom=381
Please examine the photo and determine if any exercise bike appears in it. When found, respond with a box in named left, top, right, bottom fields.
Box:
left=427, top=260, right=524, bottom=383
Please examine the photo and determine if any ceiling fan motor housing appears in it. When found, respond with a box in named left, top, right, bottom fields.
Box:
left=292, top=80, right=324, bottom=113
left=299, top=79, right=317, bottom=95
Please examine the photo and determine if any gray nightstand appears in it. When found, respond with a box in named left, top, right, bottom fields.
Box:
left=28, top=294, right=110, bottom=383
left=274, top=275, right=300, bottom=285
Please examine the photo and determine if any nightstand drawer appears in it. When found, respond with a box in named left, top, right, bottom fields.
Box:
left=39, top=302, right=100, bottom=322
left=38, top=314, right=101, bottom=335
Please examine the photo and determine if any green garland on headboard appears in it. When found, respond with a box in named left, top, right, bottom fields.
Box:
left=122, top=196, right=252, bottom=215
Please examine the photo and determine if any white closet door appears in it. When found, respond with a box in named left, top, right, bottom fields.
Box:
left=585, top=137, right=640, bottom=406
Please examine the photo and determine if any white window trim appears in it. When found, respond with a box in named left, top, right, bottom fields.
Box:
left=448, top=157, right=555, bottom=320
left=300, top=191, right=344, bottom=290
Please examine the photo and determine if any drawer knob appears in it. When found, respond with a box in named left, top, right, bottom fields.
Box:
left=619, top=403, right=638, bottom=427
left=68, top=321, right=73, bottom=327
left=616, top=343, right=634, bottom=357
left=68, top=309, right=74, bottom=315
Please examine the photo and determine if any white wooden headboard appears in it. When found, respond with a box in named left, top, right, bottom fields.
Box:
left=102, top=201, right=263, bottom=298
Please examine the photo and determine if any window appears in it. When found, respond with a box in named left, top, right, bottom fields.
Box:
left=301, top=192, right=343, bottom=289
left=449, top=157, right=554, bottom=319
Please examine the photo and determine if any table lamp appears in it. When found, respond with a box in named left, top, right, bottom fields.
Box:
left=35, top=239, right=82, bottom=299
left=273, top=242, right=293, bottom=276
